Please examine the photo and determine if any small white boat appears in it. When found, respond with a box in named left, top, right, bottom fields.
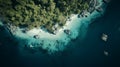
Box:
left=101, top=33, right=108, bottom=41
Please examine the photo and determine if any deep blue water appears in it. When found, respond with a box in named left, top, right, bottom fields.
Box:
left=0, top=0, right=120, bottom=67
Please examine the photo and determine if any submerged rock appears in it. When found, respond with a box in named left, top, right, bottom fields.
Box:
left=64, top=29, right=71, bottom=35
left=29, top=44, right=34, bottom=48
left=104, top=51, right=109, bottom=56
left=79, top=10, right=91, bottom=18
left=22, top=30, right=27, bottom=33
left=33, top=35, right=39, bottom=39
left=78, top=14, right=81, bottom=18
left=96, top=6, right=104, bottom=13
left=67, top=16, right=72, bottom=21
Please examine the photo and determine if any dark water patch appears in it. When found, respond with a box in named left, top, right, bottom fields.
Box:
left=0, top=0, right=120, bottom=67
left=84, top=0, right=120, bottom=65
left=0, top=26, right=20, bottom=66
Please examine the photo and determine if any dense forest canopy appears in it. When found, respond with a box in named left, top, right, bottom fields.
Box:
left=0, top=0, right=90, bottom=33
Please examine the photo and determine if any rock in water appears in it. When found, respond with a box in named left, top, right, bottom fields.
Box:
left=101, top=33, right=108, bottom=41
left=64, top=29, right=71, bottom=35
left=96, top=6, right=104, bottom=13
left=104, top=51, right=109, bottom=56
left=33, top=35, right=39, bottom=39
left=29, top=44, right=34, bottom=48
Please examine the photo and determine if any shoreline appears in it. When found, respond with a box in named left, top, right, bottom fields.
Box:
left=0, top=0, right=108, bottom=54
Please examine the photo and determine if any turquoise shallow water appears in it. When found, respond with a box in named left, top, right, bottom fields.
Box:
left=0, top=0, right=120, bottom=67
left=15, top=4, right=105, bottom=54
left=5, top=0, right=105, bottom=54
left=0, top=0, right=105, bottom=54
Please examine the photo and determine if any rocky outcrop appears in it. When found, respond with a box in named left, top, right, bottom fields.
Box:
left=33, top=35, right=39, bottom=39
left=64, top=29, right=71, bottom=35
left=78, top=0, right=100, bottom=18
left=88, top=0, right=100, bottom=13
left=96, top=6, right=104, bottom=13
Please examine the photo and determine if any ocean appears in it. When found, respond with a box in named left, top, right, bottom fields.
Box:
left=0, top=0, right=120, bottom=67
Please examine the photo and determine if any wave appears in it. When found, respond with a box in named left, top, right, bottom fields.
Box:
left=0, top=0, right=108, bottom=54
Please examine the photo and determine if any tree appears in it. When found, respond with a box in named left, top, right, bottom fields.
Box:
left=0, top=0, right=91, bottom=33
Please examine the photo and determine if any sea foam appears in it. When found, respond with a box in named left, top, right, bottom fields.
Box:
left=1, top=0, right=107, bottom=54
left=16, top=11, right=104, bottom=54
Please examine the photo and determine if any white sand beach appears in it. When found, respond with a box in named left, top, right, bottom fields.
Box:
left=2, top=0, right=107, bottom=53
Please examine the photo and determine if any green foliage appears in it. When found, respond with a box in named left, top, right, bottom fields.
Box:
left=0, top=0, right=90, bottom=33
